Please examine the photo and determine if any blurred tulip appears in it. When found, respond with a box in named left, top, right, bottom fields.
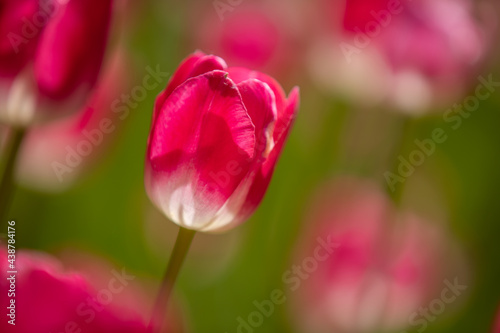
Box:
left=0, top=0, right=113, bottom=126
left=309, top=0, right=490, bottom=113
left=289, top=178, right=464, bottom=333
left=14, top=49, right=130, bottom=192
left=0, top=0, right=41, bottom=78
left=0, top=248, right=157, bottom=332
left=145, top=51, right=299, bottom=233
left=190, top=0, right=308, bottom=79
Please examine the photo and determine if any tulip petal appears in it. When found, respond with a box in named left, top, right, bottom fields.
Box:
left=0, top=0, right=40, bottom=77
left=235, top=86, right=299, bottom=222
left=153, top=53, right=227, bottom=123
left=146, top=71, right=256, bottom=229
left=34, top=0, right=112, bottom=100
left=227, top=67, right=287, bottom=115
left=237, top=79, right=277, bottom=159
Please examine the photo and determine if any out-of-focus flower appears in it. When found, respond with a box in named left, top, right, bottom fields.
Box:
left=289, top=178, right=464, bottom=333
left=145, top=51, right=299, bottom=233
left=309, top=0, right=490, bottom=114
left=0, top=0, right=113, bottom=126
left=0, top=248, right=157, bottom=332
left=14, top=49, right=130, bottom=192
left=190, top=0, right=308, bottom=80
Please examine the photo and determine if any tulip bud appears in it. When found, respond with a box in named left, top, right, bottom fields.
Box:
left=0, top=0, right=41, bottom=78
left=145, top=51, right=299, bottom=233
left=0, top=0, right=113, bottom=126
left=15, top=49, right=130, bottom=192
left=308, top=0, right=490, bottom=113
left=0, top=247, right=159, bottom=332
left=289, top=178, right=464, bottom=333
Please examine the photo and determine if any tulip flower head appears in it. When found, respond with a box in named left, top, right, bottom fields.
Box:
left=0, top=0, right=113, bottom=126
left=145, top=51, right=299, bottom=233
left=309, top=0, right=489, bottom=113
left=289, top=178, right=461, bottom=333
left=15, top=49, right=130, bottom=192
left=0, top=248, right=151, bottom=332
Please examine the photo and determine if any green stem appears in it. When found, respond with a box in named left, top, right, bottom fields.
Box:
left=147, top=227, right=195, bottom=333
left=385, top=116, right=416, bottom=206
left=0, top=127, right=26, bottom=222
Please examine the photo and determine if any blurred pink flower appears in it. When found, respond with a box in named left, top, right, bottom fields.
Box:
left=0, top=0, right=113, bottom=126
left=0, top=248, right=155, bottom=332
left=145, top=51, right=299, bottom=232
left=190, top=0, right=308, bottom=80
left=289, top=178, right=463, bottom=333
left=308, top=0, right=491, bottom=113
left=15, top=49, right=131, bottom=192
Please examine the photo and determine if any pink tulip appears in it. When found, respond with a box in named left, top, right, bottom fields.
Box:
left=0, top=0, right=113, bottom=125
left=145, top=51, right=299, bottom=233
left=308, top=0, right=490, bottom=113
left=0, top=248, right=154, bottom=332
left=15, top=49, right=130, bottom=192
left=289, top=178, right=461, bottom=333
left=0, top=0, right=41, bottom=78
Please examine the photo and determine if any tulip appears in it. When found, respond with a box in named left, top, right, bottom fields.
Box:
left=0, top=0, right=113, bottom=222
left=144, top=51, right=298, bottom=332
left=308, top=0, right=490, bottom=113
left=0, top=0, right=41, bottom=79
left=289, top=178, right=463, bottom=333
left=15, top=49, right=130, bottom=192
left=145, top=51, right=299, bottom=233
left=0, top=0, right=113, bottom=126
left=0, top=247, right=179, bottom=333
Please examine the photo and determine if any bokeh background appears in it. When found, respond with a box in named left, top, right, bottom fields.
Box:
left=4, top=0, right=500, bottom=332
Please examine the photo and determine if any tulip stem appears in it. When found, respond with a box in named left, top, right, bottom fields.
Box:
left=385, top=116, right=416, bottom=206
left=147, top=226, right=195, bottom=333
left=0, top=127, right=26, bottom=222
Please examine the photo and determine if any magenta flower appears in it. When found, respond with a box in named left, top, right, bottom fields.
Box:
left=0, top=248, right=156, bottom=332
left=145, top=51, right=299, bottom=232
left=308, top=0, right=490, bottom=113
left=289, top=178, right=463, bottom=333
left=0, top=0, right=113, bottom=125
left=15, top=50, right=130, bottom=192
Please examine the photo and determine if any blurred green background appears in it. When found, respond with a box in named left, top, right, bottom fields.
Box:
left=7, top=0, right=500, bottom=332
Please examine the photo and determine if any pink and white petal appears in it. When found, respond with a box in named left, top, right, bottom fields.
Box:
left=146, top=71, right=256, bottom=229
left=237, top=79, right=277, bottom=160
